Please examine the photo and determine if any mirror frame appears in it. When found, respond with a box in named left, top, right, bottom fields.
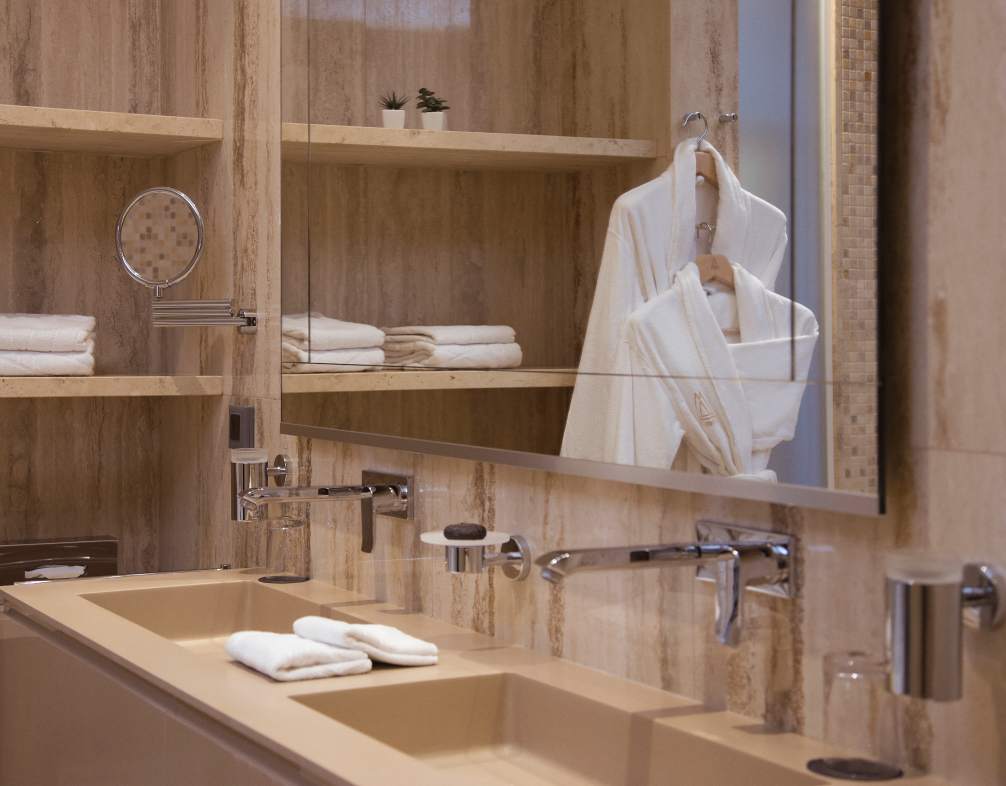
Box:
left=280, top=0, right=885, bottom=518
left=281, top=420, right=882, bottom=516
left=114, top=186, right=205, bottom=292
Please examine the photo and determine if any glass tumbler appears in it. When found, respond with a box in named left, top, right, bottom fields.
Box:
left=822, top=651, right=902, bottom=767
left=262, top=516, right=309, bottom=583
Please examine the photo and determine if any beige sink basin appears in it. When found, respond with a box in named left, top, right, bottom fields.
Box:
left=82, top=581, right=330, bottom=654
left=294, top=673, right=826, bottom=786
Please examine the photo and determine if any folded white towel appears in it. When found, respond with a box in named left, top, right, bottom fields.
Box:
left=0, top=313, right=95, bottom=353
left=294, top=616, right=438, bottom=667
left=282, top=342, right=385, bottom=372
left=282, top=313, right=385, bottom=351
left=384, top=341, right=522, bottom=369
left=383, top=325, right=515, bottom=346
left=225, top=631, right=371, bottom=681
left=0, top=344, right=95, bottom=376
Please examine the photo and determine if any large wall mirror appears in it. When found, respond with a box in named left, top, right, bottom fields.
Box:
left=280, top=0, right=882, bottom=515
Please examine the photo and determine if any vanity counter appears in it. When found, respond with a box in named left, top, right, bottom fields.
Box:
left=0, top=570, right=948, bottom=786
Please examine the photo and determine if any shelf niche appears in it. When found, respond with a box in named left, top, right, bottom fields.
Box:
left=282, top=123, right=656, bottom=172
left=0, top=375, right=225, bottom=399
left=0, top=104, right=222, bottom=157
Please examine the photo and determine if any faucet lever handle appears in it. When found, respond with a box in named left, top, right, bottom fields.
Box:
left=713, top=553, right=743, bottom=646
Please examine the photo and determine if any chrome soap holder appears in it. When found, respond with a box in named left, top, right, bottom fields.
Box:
left=421, top=529, right=532, bottom=581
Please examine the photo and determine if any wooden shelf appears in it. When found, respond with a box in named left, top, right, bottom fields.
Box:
left=281, top=123, right=656, bottom=171
left=0, top=375, right=225, bottom=399
left=283, top=368, right=577, bottom=393
left=0, top=104, right=223, bottom=157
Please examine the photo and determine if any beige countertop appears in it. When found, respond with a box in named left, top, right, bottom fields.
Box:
left=0, top=570, right=949, bottom=786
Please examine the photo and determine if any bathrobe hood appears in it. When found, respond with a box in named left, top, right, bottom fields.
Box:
left=627, top=263, right=819, bottom=479
left=561, top=138, right=789, bottom=466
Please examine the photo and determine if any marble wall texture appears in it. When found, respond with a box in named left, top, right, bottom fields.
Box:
left=279, top=3, right=1006, bottom=784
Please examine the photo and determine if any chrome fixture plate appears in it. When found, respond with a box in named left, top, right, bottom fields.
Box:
left=361, top=471, right=413, bottom=520
left=268, top=454, right=290, bottom=487
left=360, top=470, right=414, bottom=554
left=963, top=562, right=1005, bottom=630
left=498, top=535, right=532, bottom=581
left=695, top=521, right=794, bottom=600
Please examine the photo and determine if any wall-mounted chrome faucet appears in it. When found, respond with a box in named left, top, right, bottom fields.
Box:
left=886, top=555, right=1003, bottom=701
left=535, top=522, right=792, bottom=646
left=231, top=451, right=413, bottom=553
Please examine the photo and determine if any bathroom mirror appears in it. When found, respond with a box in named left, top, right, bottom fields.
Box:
left=115, top=187, right=204, bottom=296
left=280, top=0, right=882, bottom=515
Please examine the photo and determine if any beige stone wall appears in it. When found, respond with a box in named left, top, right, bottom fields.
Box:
left=282, top=3, right=1006, bottom=784
left=832, top=0, right=880, bottom=493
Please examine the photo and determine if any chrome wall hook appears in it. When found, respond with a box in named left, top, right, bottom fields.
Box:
left=682, top=111, right=710, bottom=148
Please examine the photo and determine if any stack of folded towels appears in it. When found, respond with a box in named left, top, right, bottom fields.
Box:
left=224, top=616, right=438, bottom=682
left=282, top=313, right=386, bottom=372
left=383, top=325, right=522, bottom=369
left=0, top=313, right=96, bottom=376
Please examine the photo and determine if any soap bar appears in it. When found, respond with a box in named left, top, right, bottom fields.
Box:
left=444, top=523, right=487, bottom=540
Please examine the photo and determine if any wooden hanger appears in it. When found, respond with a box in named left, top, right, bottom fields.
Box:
left=695, top=150, right=718, bottom=187
left=696, top=253, right=734, bottom=289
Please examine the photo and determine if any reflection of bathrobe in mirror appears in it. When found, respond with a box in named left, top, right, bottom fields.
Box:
left=561, top=138, right=790, bottom=468
left=626, top=262, right=818, bottom=480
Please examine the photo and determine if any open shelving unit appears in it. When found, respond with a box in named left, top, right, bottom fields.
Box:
left=0, top=375, right=225, bottom=399
left=281, top=123, right=656, bottom=171
left=283, top=368, right=577, bottom=394
left=0, top=104, right=223, bottom=157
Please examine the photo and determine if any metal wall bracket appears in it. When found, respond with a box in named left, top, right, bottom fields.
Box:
left=152, top=299, right=257, bottom=333
left=360, top=471, right=414, bottom=554
left=695, top=521, right=794, bottom=600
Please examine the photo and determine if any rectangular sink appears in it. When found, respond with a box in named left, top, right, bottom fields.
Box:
left=82, top=581, right=327, bottom=653
left=294, top=674, right=826, bottom=786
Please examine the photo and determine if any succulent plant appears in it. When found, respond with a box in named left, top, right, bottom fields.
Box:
left=416, top=87, right=450, bottom=113
left=379, top=91, right=408, bottom=110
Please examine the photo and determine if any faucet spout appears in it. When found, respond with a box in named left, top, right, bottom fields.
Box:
left=535, top=526, right=792, bottom=647
left=238, top=484, right=403, bottom=521
left=537, top=543, right=736, bottom=584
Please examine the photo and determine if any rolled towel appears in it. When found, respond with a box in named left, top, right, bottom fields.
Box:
left=0, top=313, right=95, bottom=353
left=294, top=616, right=438, bottom=667
left=383, top=341, right=522, bottom=369
left=282, top=313, right=385, bottom=351
left=383, top=325, right=515, bottom=346
left=282, top=343, right=385, bottom=372
left=0, top=345, right=95, bottom=376
left=225, top=631, right=371, bottom=682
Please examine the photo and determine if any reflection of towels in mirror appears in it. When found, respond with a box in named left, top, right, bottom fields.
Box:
left=562, top=137, right=807, bottom=473
left=382, top=325, right=522, bottom=369
left=626, top=262, right=818, bottom=480
left=281, top=313, right=385, bottom=351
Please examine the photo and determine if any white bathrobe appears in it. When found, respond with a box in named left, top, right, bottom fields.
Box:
left=627, top=262, right=818, bottom=480
left=561, top=138, right=789, bottom=466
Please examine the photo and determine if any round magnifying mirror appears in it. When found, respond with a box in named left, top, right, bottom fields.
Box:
left=115, top=187, right=204, bottom=297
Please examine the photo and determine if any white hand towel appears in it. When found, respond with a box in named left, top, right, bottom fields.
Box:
left=294, top=616, right=438, bottom=667
left=282, top=313, right=385, bottom=351
left=383, top=341, right=522, bottom=369
left=0, top=314, right=96, bottom=353
left=383, top=325, right=515, bottom=346
left=225, top=631, right=371, bottom=681
left=282, top=342, right=385, bottom=372
left=0, top=345, right=95, bottom=376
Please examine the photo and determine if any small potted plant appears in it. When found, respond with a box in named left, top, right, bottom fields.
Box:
left=416, top=87, right=450, bottom=131
left=379, top=91, right=408, bottom=129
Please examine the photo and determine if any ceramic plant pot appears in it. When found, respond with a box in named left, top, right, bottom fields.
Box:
left=421, top=111, right=447, bottom=131
left=381, top=109, right=406, bottom=129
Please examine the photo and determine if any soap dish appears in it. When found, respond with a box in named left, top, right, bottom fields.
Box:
left=420, top=529, right=531, bottom=581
